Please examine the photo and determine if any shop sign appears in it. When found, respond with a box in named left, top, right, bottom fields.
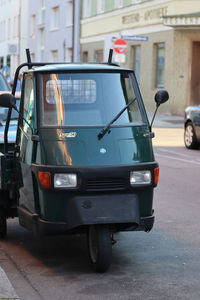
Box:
left=113, top=39, right=128, bottom=54
left=122, top=6, right=168, bottom=25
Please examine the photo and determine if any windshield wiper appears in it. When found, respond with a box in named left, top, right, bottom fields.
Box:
left=98, top=97, right=136, bottom=140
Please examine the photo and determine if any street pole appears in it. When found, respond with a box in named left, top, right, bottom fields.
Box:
left=18, top=0, right=21, bottom=66
left=73, top=0, right=80, bottom=62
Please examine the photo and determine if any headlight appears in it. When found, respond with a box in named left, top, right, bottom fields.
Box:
left=54, top=173, right=77, bottom=188
left=130, top=170, right=151, bottom=185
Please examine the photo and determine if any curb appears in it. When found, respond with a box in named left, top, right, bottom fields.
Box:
left=0, top=267, right=20, bottom=299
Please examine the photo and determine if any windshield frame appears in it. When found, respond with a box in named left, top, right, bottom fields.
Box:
left=38, top=70, right=149, bottom=129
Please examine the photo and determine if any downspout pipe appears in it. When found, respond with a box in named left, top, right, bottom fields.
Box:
left=73, top=0, right=80, bottom=62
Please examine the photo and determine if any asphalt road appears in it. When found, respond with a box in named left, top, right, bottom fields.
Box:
left=0, top=129, right=200, bottom=300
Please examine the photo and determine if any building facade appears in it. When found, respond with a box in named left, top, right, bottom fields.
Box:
left=81, top=0, right=200, bottom=115
left=0, top=0, right=28, bottom=78
left=28, top=0, right=74, bottom=63
left=0, top=0, right=80, bottom=78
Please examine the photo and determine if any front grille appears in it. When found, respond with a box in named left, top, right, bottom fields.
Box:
left=86, top=178, right=126, bottom=191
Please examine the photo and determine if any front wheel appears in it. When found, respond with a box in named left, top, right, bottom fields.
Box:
left=87, top=225, right=112, bottom=273
left=184, top=122, right=198, bottom=149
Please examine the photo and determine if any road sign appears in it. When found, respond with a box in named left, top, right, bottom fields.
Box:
left=114, top=54, right=126, bottom=63
left=8, top=44, right=18, bottom=55
left=121, top=35, right=148, bottom=42
left=113, top=39, right=128, bottom=54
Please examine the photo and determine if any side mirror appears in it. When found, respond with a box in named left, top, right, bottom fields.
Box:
left=0, top=93, right=35, bottom=137
left=0, top=93, right=17, bottom=109
left=155, top=89, right=169, bottom=107
left=150, top=89, right=169, bottom=128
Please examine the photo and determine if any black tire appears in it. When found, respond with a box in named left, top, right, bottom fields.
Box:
left=0, top=208, right=7, bottom=239
left=184, top=122, right=198, bottom=149
left=87, top=225, right=112, bottom=273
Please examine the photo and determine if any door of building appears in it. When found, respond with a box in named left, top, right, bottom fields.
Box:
left=190, top=42, right=200, bottom=105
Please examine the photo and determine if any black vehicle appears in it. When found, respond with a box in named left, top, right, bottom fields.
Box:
left=184, top=106, right=200, bottom=149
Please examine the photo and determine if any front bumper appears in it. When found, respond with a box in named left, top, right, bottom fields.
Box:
left=18, top=203, right=154, bottom=237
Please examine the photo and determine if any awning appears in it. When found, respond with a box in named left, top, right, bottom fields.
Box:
left=163, top=12, right=200, bottom=28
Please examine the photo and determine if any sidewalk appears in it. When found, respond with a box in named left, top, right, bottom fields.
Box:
left=148, top=112, right=185, bottom=147
left=147, top=111, right=184, bottom=129
left=0, top=267, right=20, bottom=299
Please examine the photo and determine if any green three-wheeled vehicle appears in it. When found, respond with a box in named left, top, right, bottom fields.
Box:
left=0, top=49, right=168, bottom=272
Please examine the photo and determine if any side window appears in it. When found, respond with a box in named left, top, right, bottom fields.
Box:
left=23, top=75, right=34, bottom=133
left=123, top=75, right=143, bottom=123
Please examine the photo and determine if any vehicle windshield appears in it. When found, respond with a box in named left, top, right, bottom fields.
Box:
left=39, top=71, right=146, bottom=127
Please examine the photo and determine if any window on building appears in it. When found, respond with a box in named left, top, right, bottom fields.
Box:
left=82, top=51, right=88, bottom=62
left=123, top=0, right=132, bottom=6
left=94, top=50, right=103, bottom=63
left=7, top=18, right=11, bottom=40
left=90, top=1, right=97, bottom=16
left=155, top=43, right=165, bottom=88
left=51, top=50, right=58, bottom=62
left=66, top=1, right=73, bottom=27
left=134, top=45, right=141, bottom=84
left=51, top=6, right=59, bottom=30
left=82, top=0, right=91, bottom=18
left=115, top=0, right=123, bottom=8
left=104, top=0, right=115, bottom=12
left=39, top=0, right=45, bottom=24
left=40, top=0, right=45, bottom=7
left=13, top=16, right=19, bottom=38
left=0, top=20, right=6, bottom=41
left=97, top=0, right=104, bottom=14
left=0, top=57, right=3, bottom=69
left=31, top=53, right=35, bottom=62
left=132, top=0, right=149, bottom=3
left=39, top=28, right=45, bottom=47
left=6, top=56, right=10, bottom=69
left=65, top=48, right=72, bottom=62
left=39, top=28, right=45, bottom=61
left=40, top=50, right=44, bottom=62
left=30, top=15, right=36, bottom=38
left=132, top=0, right=142, bottom=4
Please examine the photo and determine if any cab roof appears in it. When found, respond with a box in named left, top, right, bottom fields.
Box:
left=27, top=63, right=132, bottom=73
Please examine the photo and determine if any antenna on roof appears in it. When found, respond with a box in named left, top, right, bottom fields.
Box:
left=26, top=48, right=32, bottom=69
left=108, top=49, right=113, bottom=64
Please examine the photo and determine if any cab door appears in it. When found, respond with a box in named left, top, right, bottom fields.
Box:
left=16, top=73, right=36, bottom=212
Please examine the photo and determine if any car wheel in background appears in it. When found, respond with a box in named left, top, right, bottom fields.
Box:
left=184, top=121, right=198, bottom=149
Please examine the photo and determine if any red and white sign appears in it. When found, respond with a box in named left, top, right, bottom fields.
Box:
left=113, top=39, right=128, bottom=54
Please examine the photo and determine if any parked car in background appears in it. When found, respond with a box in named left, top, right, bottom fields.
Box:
left=184, top=106, right=200, bottom=149
left=0, top=72, right=20, bottom=149
left=0, top=72, right=11, bottom=91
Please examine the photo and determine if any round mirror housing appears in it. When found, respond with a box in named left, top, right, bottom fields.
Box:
left=155, top=90, right=169, bottom=107
left=0, top=93, right=16, bottom=109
